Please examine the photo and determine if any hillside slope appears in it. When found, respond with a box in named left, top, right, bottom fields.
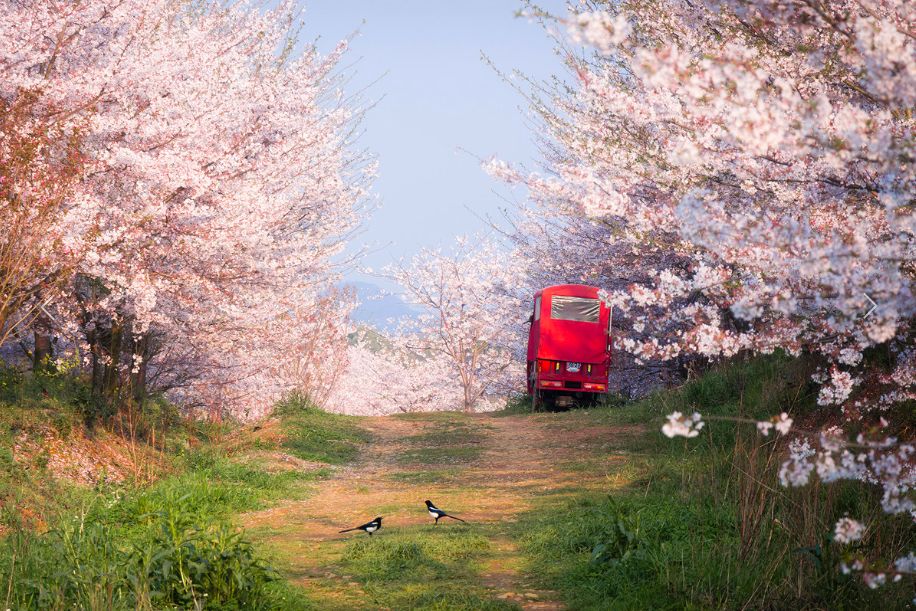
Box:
left=0, top=385, right=368, bottom=610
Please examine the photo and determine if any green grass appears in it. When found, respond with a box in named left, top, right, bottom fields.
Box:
left=109, top=452, right=320, bottom=535
left=335, top=526, right=517, bottom=610
left=0, top=380, right=368, bottom=610
left=510, top=353, right=916, bottom=609
left=0, top=445, right=316, bottom=609
left=397, top=417, right=487, bottom=466
left=274, top=392, right=370, bottom=465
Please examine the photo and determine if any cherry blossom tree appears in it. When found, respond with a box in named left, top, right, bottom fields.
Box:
left=324, top=239, right=526, bottom=415
left=493, top=0, right=914, bottom=382
left=385, top=239, right=525, bottom=412
left=324, top=340, right=464, bottom=415
left=490, top=0, right=914, bottom=590
left=0, top=0, right=372, bottom=418
left=0, top=91, right=85, bottom=364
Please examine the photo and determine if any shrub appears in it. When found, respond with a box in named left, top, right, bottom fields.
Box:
left=0, top=496, right=282, bottom=610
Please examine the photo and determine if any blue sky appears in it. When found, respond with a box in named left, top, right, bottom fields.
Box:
left=300, top=1, right=570, bottom=288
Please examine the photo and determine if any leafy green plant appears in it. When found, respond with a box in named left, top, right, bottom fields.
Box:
left=589, top=503, right=640, bottom=566
left=136, top=504, right=279, bottom=609
left=0, top=494, right=290, bottom=610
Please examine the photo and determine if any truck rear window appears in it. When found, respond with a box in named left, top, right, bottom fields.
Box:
left=550, top=296, right=599, bottom=322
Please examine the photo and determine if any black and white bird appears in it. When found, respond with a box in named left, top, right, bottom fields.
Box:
left=425, top=500, right=466, bottom=525
left=338, top=516, right=383, bottom=536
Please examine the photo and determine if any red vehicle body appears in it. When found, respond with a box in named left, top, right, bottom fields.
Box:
left=526, top=284, right=612, bottom=408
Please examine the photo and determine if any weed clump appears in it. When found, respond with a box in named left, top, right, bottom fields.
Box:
left=0, top=497, right=288, bottom=610
left=339, top=527, right=511, bottom=609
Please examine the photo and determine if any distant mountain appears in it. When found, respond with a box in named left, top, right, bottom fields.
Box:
left=346, top=325, right=393, bottom=351
left=345, top=281, right=418, bottom=330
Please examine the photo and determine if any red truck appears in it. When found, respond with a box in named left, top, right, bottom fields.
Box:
left=526, top=284, right=612, bottom=409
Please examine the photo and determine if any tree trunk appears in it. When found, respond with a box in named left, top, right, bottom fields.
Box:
left=130, top=333, right=148, bottom=407
left=104, top=319, right=123, bottom=405
left=88, top=327, right=104, bottom=402
left=32, top=330, right=53, bottom=372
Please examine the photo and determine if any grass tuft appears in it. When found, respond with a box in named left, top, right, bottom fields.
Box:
left=273, top=392, right=370, bottom=465
left=337, top=526, right=516, bottom=610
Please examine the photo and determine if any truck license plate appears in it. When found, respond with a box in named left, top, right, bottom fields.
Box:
left=567, top=362, right=581, bottom=372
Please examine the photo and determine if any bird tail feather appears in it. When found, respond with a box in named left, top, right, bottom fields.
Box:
left=445, top=514, right=466, bottom=522
left=338, top=527, right=357, bottom=533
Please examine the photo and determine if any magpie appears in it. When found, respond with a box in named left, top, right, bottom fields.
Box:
left=338, top=516, right=383, bottom=536
left=425, top=500, right=466, bottom=525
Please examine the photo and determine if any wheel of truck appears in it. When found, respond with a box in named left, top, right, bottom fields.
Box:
left=542, top=392, right=558, bottom=411
left=529, top=369, right=540, bottom=411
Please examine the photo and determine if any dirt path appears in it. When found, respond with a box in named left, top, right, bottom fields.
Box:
left=243, top=412, right=632, bottom=609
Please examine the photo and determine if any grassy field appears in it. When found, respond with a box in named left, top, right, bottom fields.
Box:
left=335, top=525, right=516, bottom=610
left=0, top=371, right=368, bottom=610
left=511, top=355, right=915, bottom=609
left=0, top=355, right=911, bottom=609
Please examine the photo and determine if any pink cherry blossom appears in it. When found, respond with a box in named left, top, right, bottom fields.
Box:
left=834, top=517, right=865, bottom=544
left=0, top=1, right=372, bottom=419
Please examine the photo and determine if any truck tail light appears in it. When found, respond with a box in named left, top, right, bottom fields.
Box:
left=583, top=383, right=606, bottom=391
left=540, top=380, right=563, bottom=388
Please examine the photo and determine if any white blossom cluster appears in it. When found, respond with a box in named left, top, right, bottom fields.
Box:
left=778, top=429, right=914, bottom=515
left=833, top=517, right=865, bottom=544
left=566, top=11, right=632, bottom=53
left=756, top=413, right=793, bottom=437
left=662, top=411, right=792, bottom=439
left=662, top=412, right=705, bottom=438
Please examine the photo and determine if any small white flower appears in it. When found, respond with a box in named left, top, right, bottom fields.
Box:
left=834, top=517, right=864, bottom=544
left=841, top=558, right=865, bottom=574
left=662, top=411, right=705, bottom=438
left=894, top=552, right=916, bottom=574
left=774, top=413, right=793, bottom=435
left=863, top=572, right=886, bottom=589
left=757, top=413, right=791, bottom=436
